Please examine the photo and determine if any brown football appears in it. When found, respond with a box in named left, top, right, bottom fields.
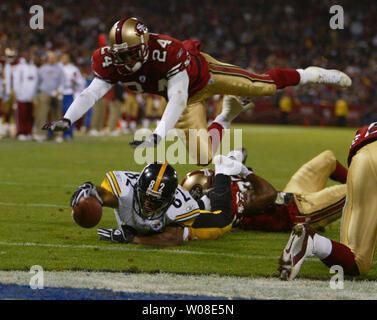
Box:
left=72, top=196, right=102, bottom=228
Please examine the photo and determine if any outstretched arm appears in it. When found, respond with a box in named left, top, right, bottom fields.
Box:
left=43, top=77, right=113, bottom=131
left=132, top=226, right=184, bottom=247
left=130, top=70, right=189, bottom=147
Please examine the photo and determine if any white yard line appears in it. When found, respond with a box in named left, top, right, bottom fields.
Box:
left=0, top=202, right=68, bottom=208
left=0, top=270, right=376, bottom=300
left=0, top=241, right=272, bottom=260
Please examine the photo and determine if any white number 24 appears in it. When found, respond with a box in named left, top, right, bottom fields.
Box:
left=152, top=39, right=172, bottom=62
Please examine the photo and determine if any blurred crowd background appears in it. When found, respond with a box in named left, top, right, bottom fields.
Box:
left=0, top=0, right=376, bottom=141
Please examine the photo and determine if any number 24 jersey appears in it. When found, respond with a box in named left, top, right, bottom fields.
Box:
left=91, top=33, right=210, bottom=99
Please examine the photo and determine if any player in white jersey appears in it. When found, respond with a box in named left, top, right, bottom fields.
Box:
left=70, top=155, right=249, bottom=246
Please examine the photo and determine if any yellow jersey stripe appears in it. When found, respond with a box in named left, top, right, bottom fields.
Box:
left=107, top=172, right=121, bottom=197
left=101, top=176, right=114, bottom=195
left=174, top=209, right=201, bottom=221
left=153, top=162, right=168, bottom=192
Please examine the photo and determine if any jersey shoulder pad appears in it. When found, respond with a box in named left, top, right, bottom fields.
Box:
left=166, top=186, right=200, bottom=222
left=348, top=122, right=377, bottom=166
left=91, top=47, right=118, bottom=83
left=151, top=34, right=190, bottom=79
left=102, top=171, right=139, bottom=197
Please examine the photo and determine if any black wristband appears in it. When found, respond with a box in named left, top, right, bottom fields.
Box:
left=62, top=118, right=72, bottom=126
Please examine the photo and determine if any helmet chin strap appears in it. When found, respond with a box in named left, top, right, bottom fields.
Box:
left=131, top=61, right=142, bottom=72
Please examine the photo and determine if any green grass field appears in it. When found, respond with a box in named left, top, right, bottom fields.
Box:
left=1, top=124, right=374, bottom=281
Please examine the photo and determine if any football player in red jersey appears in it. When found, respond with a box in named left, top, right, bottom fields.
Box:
left=43, top=17, right=352, bottom=165
left=279, top=122, right=377, bottom=280
left=182, top=148, right=348, bottom=233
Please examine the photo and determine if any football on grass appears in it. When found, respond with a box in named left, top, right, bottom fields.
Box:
left=72, top=196, right=102, bottom=228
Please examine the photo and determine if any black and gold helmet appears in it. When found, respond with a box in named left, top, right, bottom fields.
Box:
left=109, top=17, right=149, bottom=74
left=181, top=169, right=215, bottom=201
left=134, top=162, right=178, bottom=220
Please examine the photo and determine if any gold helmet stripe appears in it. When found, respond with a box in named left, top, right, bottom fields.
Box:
left=153, top=162, right=168, bottom=192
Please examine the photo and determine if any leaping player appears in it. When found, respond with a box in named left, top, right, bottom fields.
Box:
left=43, top=17, right=352, bottom=165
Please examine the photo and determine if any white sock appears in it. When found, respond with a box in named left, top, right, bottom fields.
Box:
left=213, top=114, right=230, bottom=129
left=200, top=195, right=211, bottom=211
left=313, top=233, right=333, bottom=260
left=216, top=96, right=244, bottom=124
left=296, top=68, right=308, bottom=85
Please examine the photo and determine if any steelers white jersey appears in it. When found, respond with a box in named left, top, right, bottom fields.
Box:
left=101, top=171, right=201, bottom=235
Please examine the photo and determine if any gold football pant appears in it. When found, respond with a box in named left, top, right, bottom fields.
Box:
left=90, top=99, right=106, bottom=131
left=108, top=100, right=122, bottom=131
left=341, top=141, right=377, bottom=275
left=183, top=209, right=233, bottom=241
left=177, top=52, right=277, bottom=165
left=144, top=96, right=166, bottom=119
left=122, top=94, right=139, bottom=118
left=283, top=150, right=347, bottom=229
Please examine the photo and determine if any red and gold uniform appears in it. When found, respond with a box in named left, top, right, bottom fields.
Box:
left=91, top=34, right=209, bottom=99
left=90, top=26, right=298, bottom=164
left=182, top=150, right=347, bottom=232
left=341, top=122, right=377, bottom=274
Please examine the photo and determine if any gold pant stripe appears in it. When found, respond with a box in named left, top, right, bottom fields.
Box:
left=295, top=197, right=345, bottom=228
left=209, top=64, right=275, bottom=84
left=210, top=70, right=275, bottom=85
left=306, top=196, right=346, bottom=216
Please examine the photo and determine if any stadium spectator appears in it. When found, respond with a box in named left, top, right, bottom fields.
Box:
left=88, top=99, right=106, bottom=136
left=122, top=89, right=139, bottom=133
left=12, top=52, right=38, bottom=140
left=34, top=50, right=64, bottom=142
left=334, top=96, right=349, bottom=127
left=105, top=83, right=125, bottom=136
left=59, top=52, right=85, bottom=140
left=0, top=48, right=17, bottom=138
left=2, top=0, right=377, bottom=127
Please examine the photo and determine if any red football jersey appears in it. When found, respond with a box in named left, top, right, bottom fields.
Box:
left=348, top=122, right=377, bottom=166
left=230, top=177, right=298, bottom=232
left=91, top=34, right=210, bottom=99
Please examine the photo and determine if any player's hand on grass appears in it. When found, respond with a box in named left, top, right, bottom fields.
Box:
left=70, top=182, right=103, bottom=207
left=97, top=225, right=136, bottom=243
left=42, top=118, right=71, bottom=132
left=129, top=133, right=161, bottom=149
